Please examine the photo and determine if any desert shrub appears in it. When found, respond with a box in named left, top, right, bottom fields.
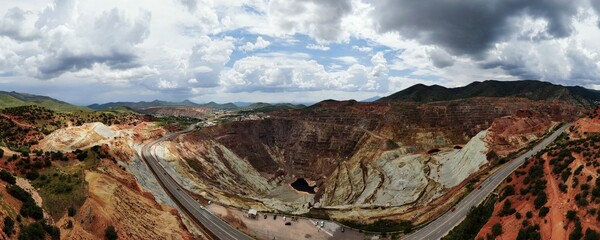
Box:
left=585, top=228, right=600, bottom=240
left=68, top=207, right=76, bottom=217
left=566, top=210, right=577, bottom=221
left=538, top=207, right=550, bottom=217
left=105, top=225, right=118, bottom=240
left=0, top=170, right=16, bottom=184
left=570, top=221, right=582, bottom=240
left=26, top=170, right=39, bottom=180
left=18, top=222, right=45, bottom=240
left=492, top=223, right=503, bottom=237
left=534, top=192, right=548, bottom=209
left=3, top=217, right=14, bottom=236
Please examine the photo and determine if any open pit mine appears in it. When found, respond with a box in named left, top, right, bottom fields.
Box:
left=149, top=96, right=581, bottom=226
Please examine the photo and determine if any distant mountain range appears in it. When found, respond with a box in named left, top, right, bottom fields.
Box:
left=360, top=96, right=381, bottom=102
left=3, top=80, right=599, bottom=113
left=88, top=100, right=306, bottom=112
left=239, top=102, right=307, bottom=113
left=379, top=80, right=600, bottom=108
left=0, top=91, right=89, bottom=112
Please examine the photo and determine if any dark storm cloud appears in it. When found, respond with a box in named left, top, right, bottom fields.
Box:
left=480, top=61, right=541, bottom=80
left=591, top=0, right=600, bottom=27
left=270, top=0, right=352, bottom=41
left=373, top=0, right=583, bottom=57
left=429, top=49, right=454, bottom=68
left=38, top=52, right=138, bottom=79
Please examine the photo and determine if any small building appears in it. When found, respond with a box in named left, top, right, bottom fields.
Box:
left=247, top=209, right=258, bottom=219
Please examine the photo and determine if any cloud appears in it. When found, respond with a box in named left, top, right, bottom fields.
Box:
left=481, top=36, right=600, bottom=82
left=306, top=44, right=330, bottom=51
left=220, top=51, right=389, bottom=93
left=157, top=79, right=178, bottom=89
left=31, top=4, right=152, bottom=79
left=333, top=56, right=358, bottom=65
left=591, top=0, right=600, bottom=28
left=429, top=48, right=454, bottom=68
left=178, top=0, right=197, bottom=13
left=0, top=8, right=39, bottom=41
left=239, top=36, right=271, bottom=52
left=268, top=0, right=352, bottom=42
left=352, top=45, right=372, bottom=52
left=372, top=0, right=583, bottom=56
left=188, top=36, right=235, bottom=87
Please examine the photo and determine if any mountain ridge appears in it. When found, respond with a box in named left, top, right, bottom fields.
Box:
left=378, top=80, right=600, bottom=108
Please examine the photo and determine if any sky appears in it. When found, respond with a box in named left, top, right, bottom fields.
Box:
left=1, top=0, right=600, bottom=105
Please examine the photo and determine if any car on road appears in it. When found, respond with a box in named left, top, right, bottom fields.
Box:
left=341, top=227, right=345, bottom=233
left=285, top=222, right=291, bottom=226
left=478, top=185, right=482, bottom=190
left=273, top=214, right=277, bottom=220
left=451, top=207, right=456, bottom=212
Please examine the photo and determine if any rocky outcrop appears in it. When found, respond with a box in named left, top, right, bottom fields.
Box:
left=431, top=130, right=489, bottom=188
left=38, top=122, right=117, bottom=151
left=486, top=109, right=557, bottom=157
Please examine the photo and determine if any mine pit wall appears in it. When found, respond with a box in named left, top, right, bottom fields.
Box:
left=168, top=98, right=582, bottom=213
left=281, top=97, right=581, bottom=150
left=184, top=118, right=377, bottom=181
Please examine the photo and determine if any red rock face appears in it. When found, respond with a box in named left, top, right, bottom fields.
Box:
left=278, top=97, right=580, bottom=149
left=486, top=109, right=555, bottom=157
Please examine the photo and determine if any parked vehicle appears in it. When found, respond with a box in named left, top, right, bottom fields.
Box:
left=285, top=222, right=291, bottom=226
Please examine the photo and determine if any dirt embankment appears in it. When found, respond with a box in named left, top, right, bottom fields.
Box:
left=58, top=160, right=195, bottom=240
left=36, top=121, right=201, bottom=239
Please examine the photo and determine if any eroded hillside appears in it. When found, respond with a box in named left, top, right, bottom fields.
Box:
left=0, top=106, right=202, bottom=239
left=476, top=107, right=600, bottom=240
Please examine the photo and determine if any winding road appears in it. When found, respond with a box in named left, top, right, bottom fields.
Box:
left=404, top=123, right=570, bottom=240
left=140, top=128, right=254, bottom=240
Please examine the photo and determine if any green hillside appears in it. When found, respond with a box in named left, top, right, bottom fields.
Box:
left=0, top=91, right=90, bottom=112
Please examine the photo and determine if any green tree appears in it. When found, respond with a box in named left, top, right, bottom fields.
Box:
left=492, top=223, right=503, bottom=237
left=105, top=225, right=118, bottom=240
left=0, top=170, right=16, bottom=184
left=585, top=228, right=600, bottom=240
left=68, top=207, right=76, bottom=217
left=3, top=217, right=14, bottom=236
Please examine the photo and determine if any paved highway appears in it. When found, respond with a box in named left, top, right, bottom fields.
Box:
left=404, top=124, right=570, bottom=240
left=140, top=128, right=254, bottom=240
